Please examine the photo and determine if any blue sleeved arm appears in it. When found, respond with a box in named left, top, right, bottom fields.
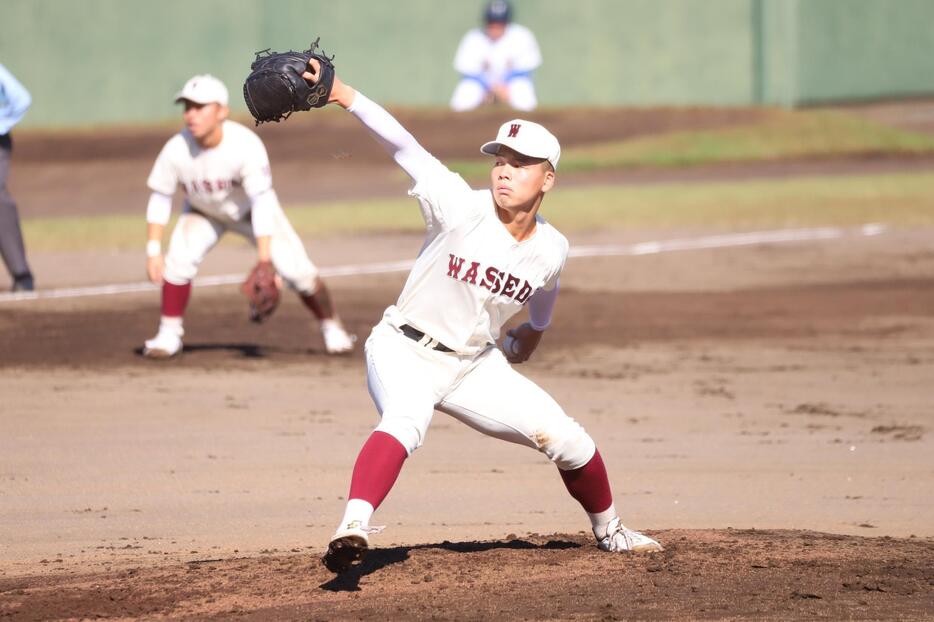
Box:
left=460, top=74, right=490, bottom=91
left=0, top=64, right=31, bottom=134
left=528, top=281, right=559, bottom=331
left=504, top=70, right=533, bottom=83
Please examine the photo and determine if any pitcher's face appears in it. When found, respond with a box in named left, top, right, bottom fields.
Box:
left=490, top=146, right=554, bottom=212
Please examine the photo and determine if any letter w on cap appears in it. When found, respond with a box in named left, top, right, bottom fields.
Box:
left=508, top=123, right=521, bottom=138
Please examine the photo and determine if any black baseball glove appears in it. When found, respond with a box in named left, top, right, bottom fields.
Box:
left=243, top=37, right=335, bottom=125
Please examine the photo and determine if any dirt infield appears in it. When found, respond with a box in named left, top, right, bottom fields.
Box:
left=3, top=530, right=932, bottom=621
left=2, top=105, right=934, bottom=619
left=2, top=226, right=933, bottom=619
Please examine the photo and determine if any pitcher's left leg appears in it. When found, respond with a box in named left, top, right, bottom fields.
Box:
left=438, top=348, right=662, bottom=552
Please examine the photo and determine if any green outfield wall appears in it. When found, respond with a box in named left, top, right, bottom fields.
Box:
left=2, top=0, right=933, bottom=128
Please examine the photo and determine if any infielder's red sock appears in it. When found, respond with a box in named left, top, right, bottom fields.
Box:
left=559, top=449, right=613, bottom=514
left=300, top=283, right=334, bottom=320
left=347, top=431, right=408, bottom=510
left=161, top=281, right=192, bottom=317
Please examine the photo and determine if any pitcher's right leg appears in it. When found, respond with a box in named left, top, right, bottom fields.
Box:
left=323, top=321, right=454, bottom=572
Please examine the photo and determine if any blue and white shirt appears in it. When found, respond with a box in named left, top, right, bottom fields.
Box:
left=453, top=24, right=541, bottom=88
left=0, top=63, right=31, bottom=135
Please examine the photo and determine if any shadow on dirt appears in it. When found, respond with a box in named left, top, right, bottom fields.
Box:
left=319, top=538, right=581, bottom=592
left=131, top=343, right=333, bottom=360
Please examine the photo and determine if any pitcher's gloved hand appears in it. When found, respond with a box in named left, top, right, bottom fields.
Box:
left=243, top=37, right=335, bottom=124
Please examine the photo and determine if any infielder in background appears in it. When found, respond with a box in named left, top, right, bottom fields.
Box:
left=450, top=0, right=542, bottom=112
left=302, top=60, right=662, bottom=573
left=143, top=74, right=355, bottom=358
left=0, top=63, right=35, bottom=292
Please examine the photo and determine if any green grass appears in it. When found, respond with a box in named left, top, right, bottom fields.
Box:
left=21, top=171, right=934, bottom=252
left=538, top=172, right=934, bottom=230
left=22, top=213, right=160, bottom=253
left=446, top=110, right=934, bottom=178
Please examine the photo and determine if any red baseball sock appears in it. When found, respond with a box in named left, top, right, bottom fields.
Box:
left=300, top=283, right=334, bottom=320
left=161, top=281, right=192, bottom=317
left=347, top=431, right=408, bottom=510
left=559, top=449, right=613, bottom=514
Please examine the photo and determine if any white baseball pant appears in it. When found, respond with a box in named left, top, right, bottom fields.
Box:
left=450, top=76, right=538, bottom=112
left=365, top=318, right=596, bottom=470
left=162, top=206, right=320, bottom=294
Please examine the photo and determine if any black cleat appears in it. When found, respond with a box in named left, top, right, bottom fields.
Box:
left=11, top=274, right=34, bottom=292
left=322, top=533, right=368, bottom=573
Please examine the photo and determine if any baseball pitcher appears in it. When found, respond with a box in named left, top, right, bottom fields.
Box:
left=242, top=40, right=662, bottom=573
left=241, top=47, right=663, bottom=572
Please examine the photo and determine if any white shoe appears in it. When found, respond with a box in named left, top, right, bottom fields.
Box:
left=320, top=319, right=356, bottom=355
left=322, top=520, right=382, bottom=573
left=596, top=517, right=664, bottom=553
left=143, top=328, right=183, bottom=359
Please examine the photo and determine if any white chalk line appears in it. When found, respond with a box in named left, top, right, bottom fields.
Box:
left=0, top=224, right=887, bottom=304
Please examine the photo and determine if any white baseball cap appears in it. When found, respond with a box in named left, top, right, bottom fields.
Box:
left=480, top=119, right=561, bottom=170
left=174, top=74, right=229, bottom=106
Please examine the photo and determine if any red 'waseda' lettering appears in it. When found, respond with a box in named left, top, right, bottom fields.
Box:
left=461, top=261, right=480, bottom=285
left=447, top=254, right=465, bottom=278
left=447, top=254, right=535, bottom=303
left=501, top=273, right=520, bottom=297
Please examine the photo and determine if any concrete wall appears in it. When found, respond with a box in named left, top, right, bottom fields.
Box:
left=2, top=0, right=933, bottom=128
left=793, top=0, right=934, bottom=103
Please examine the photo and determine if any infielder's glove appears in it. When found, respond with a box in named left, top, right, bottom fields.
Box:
left=243, top=37, right=335, bottom=125
left=241, top=261, right=280, bottom=323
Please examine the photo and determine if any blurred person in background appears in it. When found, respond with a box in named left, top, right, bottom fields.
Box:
left=0, top=63, right=34, bottom=292
left=450, top=0, right=542, bottom=112
left=142, top=74, right=355, bottom=358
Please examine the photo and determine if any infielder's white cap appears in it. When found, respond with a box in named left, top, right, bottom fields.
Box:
left=174, top=74, right=229, bottom=106
left=480, top=119, right=561, bottom=170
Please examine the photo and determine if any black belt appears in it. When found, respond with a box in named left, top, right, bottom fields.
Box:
left=400, top=324, right=454, bottom=352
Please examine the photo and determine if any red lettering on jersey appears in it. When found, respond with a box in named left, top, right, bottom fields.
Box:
left=508, top=123, right=521, bottom=138
left=490, top=269, right=504, bottom=294
left=480, top=266, right=497, bottom=290
left=470, top=262, right=532, bottom=299
left=461, top=261, right=480, bottom=285
left=502, top=273, right=520, bottom=297
left=447, top=254, right=465, bottom=278
left=202, top=180, right=213, bottom=192
left=515, top=281, right=533, bottom=304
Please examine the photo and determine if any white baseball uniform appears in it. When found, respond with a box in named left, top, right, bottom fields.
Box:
left=146, top=119, right=320, bottom=293
left=349, top=92, right=595, bottom=469
left=450, top=23, right=542, bottom=112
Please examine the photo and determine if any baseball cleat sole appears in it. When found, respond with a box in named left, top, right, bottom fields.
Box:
left=142, top=347, right=180, bottom=359
left=322, top=534, right=368, bottom=573
left=629, top=541, right=665, bottom=553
